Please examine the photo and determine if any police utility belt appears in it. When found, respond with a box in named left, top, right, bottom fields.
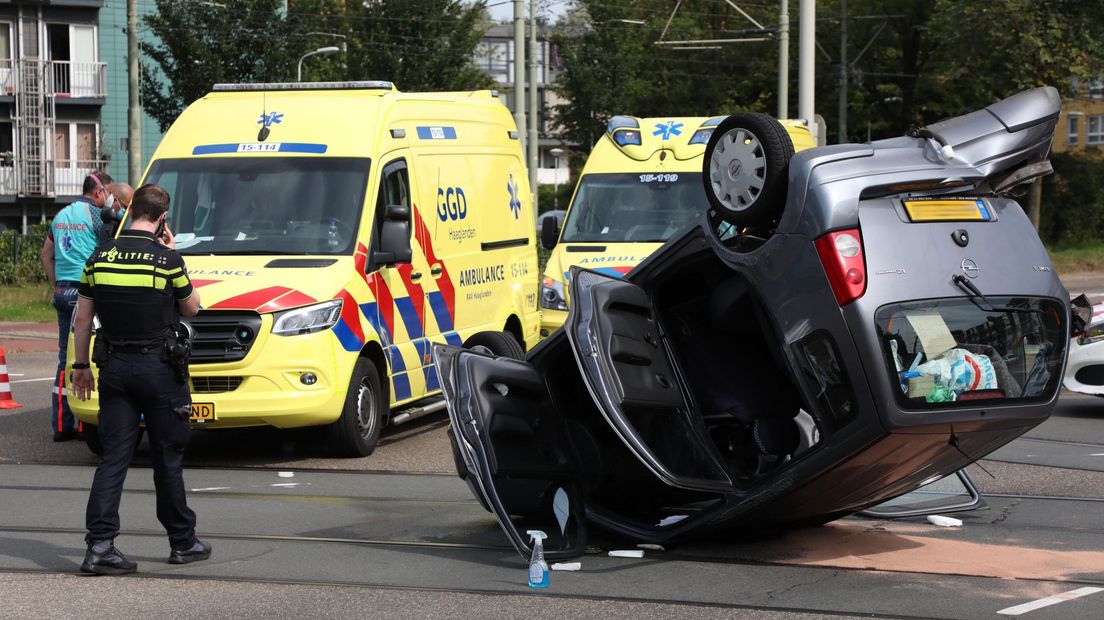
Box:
left=92, top=327, right=192, bottom=384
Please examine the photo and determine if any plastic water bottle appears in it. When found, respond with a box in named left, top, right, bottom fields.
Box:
left=326, top=218, right=339, bottom=250
left=526, top=530, right=549, bottom=588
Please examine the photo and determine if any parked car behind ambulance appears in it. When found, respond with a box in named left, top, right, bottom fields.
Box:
left=69, top=81, right=540, bottom=457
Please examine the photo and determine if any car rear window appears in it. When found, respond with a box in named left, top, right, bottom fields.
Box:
left=875, top=297, right=1066, bottom=408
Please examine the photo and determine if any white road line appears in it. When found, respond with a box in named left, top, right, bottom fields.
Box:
left=11, top=377, right=55, bottom=384
left=997, top=587, right=1104, bottom=615
left=1091, top=453, right=1104, bottom=457
left=191, top=487, right=231, bottom=492
left=271, top=482, right=300, bottom=488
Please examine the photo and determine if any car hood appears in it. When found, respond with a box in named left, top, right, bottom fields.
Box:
left=181, top=255, right=351, bottom=312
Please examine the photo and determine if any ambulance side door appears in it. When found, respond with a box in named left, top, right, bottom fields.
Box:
left=369, top=157, right=431, bottom=403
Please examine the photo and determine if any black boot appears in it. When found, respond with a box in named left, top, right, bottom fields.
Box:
left=168, top=539, right=211, bottom=565
left=80, top=544, right=137, bottom=576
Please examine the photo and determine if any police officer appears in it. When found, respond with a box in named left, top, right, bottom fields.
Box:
left=70, top=184, right=210, bottom=575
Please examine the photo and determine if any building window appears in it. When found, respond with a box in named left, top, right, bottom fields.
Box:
left=1068, top=116, right=1080, bottom=146
left=1088, top=115, right=1104, bottom=145
left=53, top=122, right=100, bottom=167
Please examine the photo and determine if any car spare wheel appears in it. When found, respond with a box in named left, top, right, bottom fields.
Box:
left=462, top=331, right=525, bottom=360
left=703, top=112, right=794, bottom=226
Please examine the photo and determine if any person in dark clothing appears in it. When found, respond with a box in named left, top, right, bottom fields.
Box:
left=70, top=184, right=210, bottom=575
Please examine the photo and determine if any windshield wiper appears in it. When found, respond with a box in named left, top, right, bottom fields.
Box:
left=952, top=274, right=1040, bottom=314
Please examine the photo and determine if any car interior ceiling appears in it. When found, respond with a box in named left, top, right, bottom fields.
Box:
left=652, top=252, right=821, bottom=480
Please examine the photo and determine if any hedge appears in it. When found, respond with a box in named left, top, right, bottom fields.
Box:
left=0, top=223, right=49, bottom=285
left=1041, top=152, right=1104, bottom=246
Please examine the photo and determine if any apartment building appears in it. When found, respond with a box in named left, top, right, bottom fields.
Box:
left=1, top=0, right=110, bottom=232
left=1055, top=82, right=1104, bottom=154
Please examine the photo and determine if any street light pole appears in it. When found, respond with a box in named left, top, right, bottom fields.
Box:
left=297, top=46, right=341, bottom=82
left=549, top=147, right=563, bottom=211
left=528, top=0, right=539, bottom=214
left=513, top=0, right=526, bottom=153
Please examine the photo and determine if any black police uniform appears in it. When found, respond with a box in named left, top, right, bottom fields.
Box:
left=77, top=229, right=199, bottom=551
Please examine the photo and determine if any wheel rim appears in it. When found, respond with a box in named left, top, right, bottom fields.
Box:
left=355, top=379, right=378, bottom=441
left=709, top=127, right=767, bottom=213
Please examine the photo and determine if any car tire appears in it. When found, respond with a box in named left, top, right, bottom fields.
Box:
left=329, top=357, right=385, bottom=457
left=703, top=112, right=794, bottom=226
left=462, top=330, right=525, bottom=360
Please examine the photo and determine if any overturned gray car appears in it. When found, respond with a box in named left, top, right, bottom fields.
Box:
left=435, top=87, right=1078, bottom=559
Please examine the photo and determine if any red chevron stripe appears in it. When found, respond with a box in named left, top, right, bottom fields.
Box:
left=354, top=242, right=370, bottom=284
left=210, top=286, right=290, bottom=310
left=190, top=279, right=222, bottom=288
left=336, top=289, right=364, bottom=344
left=367, top=273, right=396, bottom=339
left=257, top=289, right=318, bottom=314
left=396, top=263, right=426, bottom=327
left=411, top=204, right=455, bottom=322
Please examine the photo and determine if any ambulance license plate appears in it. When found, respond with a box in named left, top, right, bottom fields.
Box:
left=190, top=403, right=216, bottom=423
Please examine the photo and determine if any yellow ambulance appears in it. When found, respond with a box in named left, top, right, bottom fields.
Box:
left=538, top=116, right=814, bottom=335
left=69, top=81, right=541, bottom=456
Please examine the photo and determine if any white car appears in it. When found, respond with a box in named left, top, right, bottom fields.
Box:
left=1064, top=299, right=1104, bottom=396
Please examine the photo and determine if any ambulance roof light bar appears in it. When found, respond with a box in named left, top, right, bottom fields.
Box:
left=213, top=81, right=396, bottom=92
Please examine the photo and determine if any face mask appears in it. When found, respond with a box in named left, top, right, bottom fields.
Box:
left=104, top=194, right=115, bottom=210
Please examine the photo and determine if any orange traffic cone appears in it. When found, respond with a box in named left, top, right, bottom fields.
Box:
left=0, top=345, right=23, bottom=410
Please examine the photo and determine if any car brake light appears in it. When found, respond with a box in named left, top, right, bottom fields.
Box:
left=815, top=229, right=867, bottom=306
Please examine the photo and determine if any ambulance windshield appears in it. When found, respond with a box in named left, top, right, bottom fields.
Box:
left=560, top=173, right=707, bottom=243
left=144, top=157, right=370, bottom=255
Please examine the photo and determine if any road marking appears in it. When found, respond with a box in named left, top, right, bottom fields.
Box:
left=271, top=482, right=300, bottom=488
left=997, top=587, right=1104, bottom=615
left=11, top=377, right=55, bottom=384
left=191, top=487, right=231, bottom=492
left=1091, top=453, right=1104, bottom=457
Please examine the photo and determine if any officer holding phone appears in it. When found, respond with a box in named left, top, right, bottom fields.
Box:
left=70, top=184, right=210, bottom=575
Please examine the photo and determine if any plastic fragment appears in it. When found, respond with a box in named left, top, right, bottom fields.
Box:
left=657, top=514, right=688, bottom=527
left=608, top=549, right=645, bottom=558
left=927, top=515, right=963, bottom=527
left=637, top=544, right=665, bottom=551
left=551, top=562, right=581, bottom=571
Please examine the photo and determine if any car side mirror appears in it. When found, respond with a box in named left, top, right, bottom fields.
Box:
left=1071, top=293, right=1093, bottom=335
left=541, top=216, right=560, bottom=250
left=371, top=204, right=412, bottom=269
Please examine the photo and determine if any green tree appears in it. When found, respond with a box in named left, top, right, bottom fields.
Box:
left=140, top=0, right=295, bottom=132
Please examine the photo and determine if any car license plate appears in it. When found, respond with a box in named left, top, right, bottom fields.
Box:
left=903, top=199, right=992, bottom=222
left=190, top=402, right=216, bottom=423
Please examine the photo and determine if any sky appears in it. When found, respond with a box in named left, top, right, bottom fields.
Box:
left=483, top=0, right=571, bottom=24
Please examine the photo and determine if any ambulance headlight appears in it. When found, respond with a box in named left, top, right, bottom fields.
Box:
left=272, top=299, right=343, bottom=336
left=540, top=276, right=568, bottom=311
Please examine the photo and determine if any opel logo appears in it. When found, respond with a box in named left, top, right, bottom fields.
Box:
left=961, top=258, right=980, bottom=279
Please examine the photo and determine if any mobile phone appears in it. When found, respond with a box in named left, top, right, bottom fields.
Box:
left=155, top=217, right=167, bottom=240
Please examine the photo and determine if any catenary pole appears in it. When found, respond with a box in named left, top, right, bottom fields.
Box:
left=514, top=0, right=526, bottom=153
left=838, top=0, right=847, bottom=143
left=528, top=0, right=539, bottom=213
left=777, top=0, right=789, bottom=119
left=127, top=0, right=141, bottom=184
left=798, top=0, right=815, bottom=143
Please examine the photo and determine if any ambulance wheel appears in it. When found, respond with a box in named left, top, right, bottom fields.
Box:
left=703, top=112, right=794, bottom=226
left=462, top=331, right=525, bottom=360
left=330, top=358, right=384, bottom=457
left=82, top=423, right=103, bottom=456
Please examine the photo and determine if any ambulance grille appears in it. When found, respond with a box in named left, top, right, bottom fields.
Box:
left=191, top=376, right=244, bottom=393
left=187, top=311, right=263, bottom=364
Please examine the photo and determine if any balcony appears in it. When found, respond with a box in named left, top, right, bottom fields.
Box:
left=49, top=61, right=107, bottom=99
left=0, top=164, right=15, bottom=196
